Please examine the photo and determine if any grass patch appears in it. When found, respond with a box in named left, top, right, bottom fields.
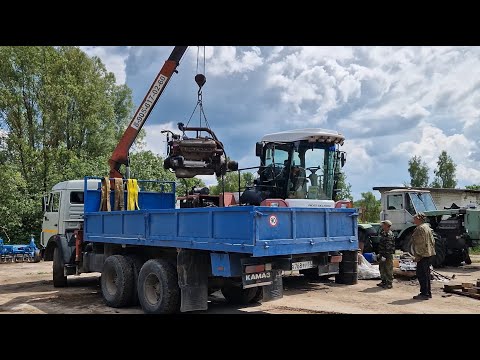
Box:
left=470, top=246, right=480, bottom=255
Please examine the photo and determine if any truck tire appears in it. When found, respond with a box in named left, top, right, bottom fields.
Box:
left=335, top=250, right=358, bottom=285
left=250, top=287, right=263, bottom=303
left=431, top=234, right=446, bottom=268
left=300, top=268, right=319, bottom=280
left=137, top=258, right=180, bottom=314
left=221, top=285, right=258, bottom=305
left=53, top=247, right=67, bottom=288
left=101, top=255, right=134, bottom=308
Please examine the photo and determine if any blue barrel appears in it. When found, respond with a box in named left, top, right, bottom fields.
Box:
left=363, top=252, right=375, bottom=263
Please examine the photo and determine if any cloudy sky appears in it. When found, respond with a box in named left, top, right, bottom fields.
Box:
left=81, top=46, right=480, bottom=200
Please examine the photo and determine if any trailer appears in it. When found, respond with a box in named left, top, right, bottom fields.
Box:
left=47, top=176, right=358, bottom=313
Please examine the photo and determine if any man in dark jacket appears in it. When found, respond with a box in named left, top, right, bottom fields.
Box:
left=377, top=220, right=395, bottom=289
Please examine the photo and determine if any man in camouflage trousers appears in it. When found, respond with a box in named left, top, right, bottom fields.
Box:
left=377, top=220, right=395, bottom=289
left=411, top=212, right=436, bottom=300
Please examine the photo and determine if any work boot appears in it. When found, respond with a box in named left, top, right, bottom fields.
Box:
left=412, top=294, right=430, bottom=300
left=385, top=284, right=393, bottom=289
left=377, top=282, right=385, bottom=287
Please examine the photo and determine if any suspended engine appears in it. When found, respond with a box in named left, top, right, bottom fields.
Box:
left=163, top=122, right=238, bottom=178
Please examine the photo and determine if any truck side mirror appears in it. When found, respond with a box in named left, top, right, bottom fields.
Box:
left=255, top=142, right=263, bottom=157
left=340, top=152, right=346, bottom=167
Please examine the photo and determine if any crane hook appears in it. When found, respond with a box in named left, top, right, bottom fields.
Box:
left=195, top=73, right=206, bottom=90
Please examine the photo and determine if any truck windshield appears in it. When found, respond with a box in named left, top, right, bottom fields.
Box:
left=408, top=192, right=437, bottom=212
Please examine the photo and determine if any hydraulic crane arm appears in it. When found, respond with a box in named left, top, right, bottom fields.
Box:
left=109, top=46, right=188, bottom=179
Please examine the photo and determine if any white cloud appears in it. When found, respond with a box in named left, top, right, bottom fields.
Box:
left=141, top=123, right=178, bottom=156
left=393, top=124, right=473, bottom=165
left=119, top=46, right=480, bottom=198
left=80, top=46, right=130, bottom=84
left=194, top=46, right=263, bottom=76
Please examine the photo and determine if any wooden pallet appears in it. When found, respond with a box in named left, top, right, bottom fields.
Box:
left=444, top=282, right=480, bottom=300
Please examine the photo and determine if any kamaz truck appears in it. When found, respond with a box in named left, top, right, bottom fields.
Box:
left=42, top=171, right=358, bottom=313
left=41, top=46, right=359, bottom=313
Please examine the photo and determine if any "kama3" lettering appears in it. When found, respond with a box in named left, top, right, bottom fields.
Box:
left=245, top=272, right=271, bottom=281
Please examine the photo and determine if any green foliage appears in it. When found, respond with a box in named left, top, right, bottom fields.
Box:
left=354, top=191, right=381, bottom=223
left=408, top=155, right=429, bottom=187
left=430, top=150, right=457, bottom=188
left=0, top=46, right=134, bottom=243
left=466, top=184, right=480, bottom=190
left=335, top=171, right=353, bottom=201
left=470, top=246, right=480, bottom=256
left=129, top=151, right=175, bottom=183
left=176, top=178, right=207, bottom=197
left=209, top=171, right=255, bottom=195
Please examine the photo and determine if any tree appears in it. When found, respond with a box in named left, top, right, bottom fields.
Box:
left=209, top=171, right=255, bottom=195
left=0, top=46, right=134, bottom=242
left=354, top=192, right=381, bottom=223
left=335, top=171, right=353, bottom=201
left=466, top=184, right=480, bottom=190
left=176, top=178, right=207, bottom=197
left=430, top=151, right=457, bottom=188
left=408, top=155, right=429, bottom=187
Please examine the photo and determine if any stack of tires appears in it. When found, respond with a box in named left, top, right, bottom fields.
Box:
left=335, top=250, right=358, bottom=285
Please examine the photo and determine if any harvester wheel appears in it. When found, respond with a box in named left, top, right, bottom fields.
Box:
left=431, top=233, right=446, bottom=268
left=401, top=233, right=412, bottom=253
left=53, top=247, right=67, bottom=287
left=101, top=255, right=134, bottom=308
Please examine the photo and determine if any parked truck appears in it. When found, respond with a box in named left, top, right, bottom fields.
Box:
left=40, top=46, right=359, bottom=313
left=42, top=174, right=358, bottom=313
left=358, top=188, right=477, bottom=267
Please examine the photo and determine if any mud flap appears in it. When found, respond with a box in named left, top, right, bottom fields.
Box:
left=261, top=270, right=283, bottom=302
left=177, top=249, right=209, bottom=312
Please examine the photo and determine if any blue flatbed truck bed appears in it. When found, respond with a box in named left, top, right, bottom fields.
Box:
left=54, top=177, right=358, bottom=314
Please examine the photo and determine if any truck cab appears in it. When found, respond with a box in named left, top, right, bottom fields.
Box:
left=41, top=179, right=100, bottom=260
left=380, top=189, right=437, bottom=237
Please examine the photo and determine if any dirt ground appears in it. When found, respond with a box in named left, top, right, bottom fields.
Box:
left=1, top=257, right=479, bottom=314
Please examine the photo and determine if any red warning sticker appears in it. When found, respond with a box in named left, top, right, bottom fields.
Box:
left=269, top=214, right=278, bottom=227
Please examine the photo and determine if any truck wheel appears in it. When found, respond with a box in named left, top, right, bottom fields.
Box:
left=53, top=247, right=67, bottom=288
left=137, top=258, right=180, bottom=314
left=101, top=255, right=134, bottom=308
left=221, top=285, right=258, bottom=304
left=431, top=234, right=446, bottom=268
left=250, top=287, right=263, bottom=303
left=300, top=268, right=319, bottom=280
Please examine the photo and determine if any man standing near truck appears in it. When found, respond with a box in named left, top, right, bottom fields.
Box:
left=411, top=212, right=436, bottom=300
left=377, top=220, right=395, bottom=289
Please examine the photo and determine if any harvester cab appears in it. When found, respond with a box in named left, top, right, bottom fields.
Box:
left=240, top=128, right=348, bottom=207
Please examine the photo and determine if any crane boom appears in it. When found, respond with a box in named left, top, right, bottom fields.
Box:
left=109, top=46, right=188, bottom=179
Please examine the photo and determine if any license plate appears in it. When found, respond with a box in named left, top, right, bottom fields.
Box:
left=292, top=260, right=314, bottom=270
